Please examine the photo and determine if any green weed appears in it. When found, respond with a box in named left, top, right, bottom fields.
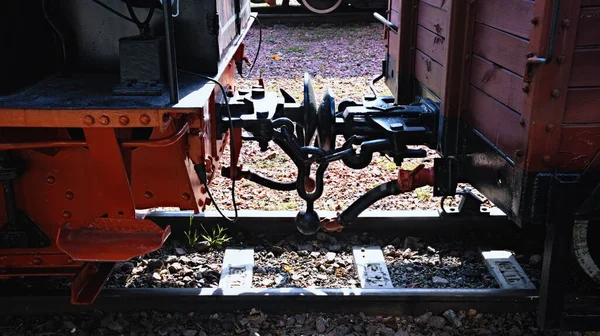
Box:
left=184, top=213, right=200, bottom=246
left=200, top=224, right=232, bottom=249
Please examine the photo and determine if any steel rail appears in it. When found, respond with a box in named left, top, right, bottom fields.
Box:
left=0, top=287, right=540, bottom=315
left=144, top=209, right=513, bottom=236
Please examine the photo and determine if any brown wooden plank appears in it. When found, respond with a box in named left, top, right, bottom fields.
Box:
left=475, top=0, right=535, bottom=39
left=523, top=0, right=583, bottom=172
left=569, top=48, right=600, bottom=87
left=466, top=86, right=525, bottom=161
left=415, top=50, right=443, bottom=96
left=470, top=55, right=524, bottom=113
left=555, top=125, right=600, bottom=171
left=420, top=0, right=449, bottom=10
left=472, top=23, right=529, bottom=75
left=416, top=25, right=447, bottom=65
left=418, top=1, right=448, bottom=38
left=575, top=7, right=600, bottom=46
left=564, top=88, right=600, bottom=124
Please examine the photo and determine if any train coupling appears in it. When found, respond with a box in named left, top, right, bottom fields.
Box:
left=216, top=73, right=457, bottom=235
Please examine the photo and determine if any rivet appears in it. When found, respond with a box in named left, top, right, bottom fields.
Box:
left=464, top=55, right=470, bottom=61
left=519, top=118, right=526, bottom=126
left=551, top=89, right=560, bottom=98
left=546, top=124, right=555, bottom=132
left=562, top=18, right=571, bottom=27
left=522, top=85, right=529, bottom=93
left=99, top=116, right=110, bottom=125
left=543, top=155, right=552, bottom=164
left=83, top=115, right=95, bottom=126
left=515, top=150, right=523, bottom=157
left=46, top=175, right=56, bottom=184
left=531, top=17, right=539, bottom=25
left=144, top=191, right=154, bottom=199
left=198, top=198, right=205, bottom=207
left=65, top=191, right=74, bottom=200
left=62, top=210, right=72, bottom=219
left=66, top=258, right=75, bottom=265
left=32, top=257, right=42, bottom=265
left=182, top=193, right=191, bottom=201
left=557, top=55, right=566, bottom=64
left=119, top=115, right=130, bottom=125
left=139, top=115, right=151, bottom=125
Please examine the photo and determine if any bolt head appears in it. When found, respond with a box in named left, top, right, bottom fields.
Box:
left=551, top=89, right=560, bottom=98
left=46, top=175, right=56, bottom=184
left=32, top=257, right=42, bottom=265
left=546, top=124, right=555, bottom=132
left=139, top=115, right=151, bottom=125
left=83, top=115, right=95, bottom=126
left=531, top=17, right=539, bottom=25
left=182, top=193, right=191, bottom=201
left=543, top=155, right=552, bottom=164
left=515, top=150, right=523, bottom=157
left=522, top=85, right=530, bottom=93
left=198, top=198, right=205, bottom=207
left=99, top=116, right=110, bottom=125
left=562, top=18, right=571, bottom=27
left=144, top=191, right=154, bottom=199
left=519, top=118, right=526, bottom=126
left=62, top=210, right=72, bottom=219
left=65, top=191, right=74, bottom=200
left=119, top=115, right=130, bottom=125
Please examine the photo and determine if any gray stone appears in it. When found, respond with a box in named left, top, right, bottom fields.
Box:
left=165, top=255, right=178, bottom=263
left=432, top=276, right=449, bottom=284
left=316, top=232, right=328, bottom=241
left=508, top=326, right=522, bottom=336
left=180, top=256, right=191, bottom=264
left=428, top=316, right=446, bottom=329
left=394, top=332, right=409, bottom=336
left=146, top=259, right=163, bottom=271
left=297, top=244, right=313, bottom=252
left=194, top=241, right=211, bottom=253
left=443, top=309, right=462, bottom=328
left=119, top=262, right=134, bottom=273
left=183, top=330, right=198, bottom=336
left=175, top=247, right=187, bottom=255
left=378, top=327, right=396, bottom=336
left=415, top=312, right=432, bottom=325
left=328, top=244, right=342, bottom=252
left=316, top=317, right=327, bottom=333
left=108, top=321, right=124, bottom=333
left=168, top=262, right=183, bottom=273
left=271, top=245, right=285, bottom=256
left=529, top=254, right=542, bottom=266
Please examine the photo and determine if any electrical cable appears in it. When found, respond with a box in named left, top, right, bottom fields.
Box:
left=179, top=69, right=239, bottom=223
left=90, top=0, right=136, bottom=23
left=240, top=16, right=263, bottom=79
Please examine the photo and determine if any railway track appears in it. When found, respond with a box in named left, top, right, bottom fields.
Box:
left=1, top=210, right=598, bottom=331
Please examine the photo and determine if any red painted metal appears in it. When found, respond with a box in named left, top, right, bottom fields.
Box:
left=57, top=218, right=171, bottom=261
left=71, top=262, right=115, bottom=305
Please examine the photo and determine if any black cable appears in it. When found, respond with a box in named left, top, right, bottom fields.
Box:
left=179, top=69, right=239, bottom=223
left=90, top=0, right=135, bottom=23
left=240, top=16, right=263, bottom=79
